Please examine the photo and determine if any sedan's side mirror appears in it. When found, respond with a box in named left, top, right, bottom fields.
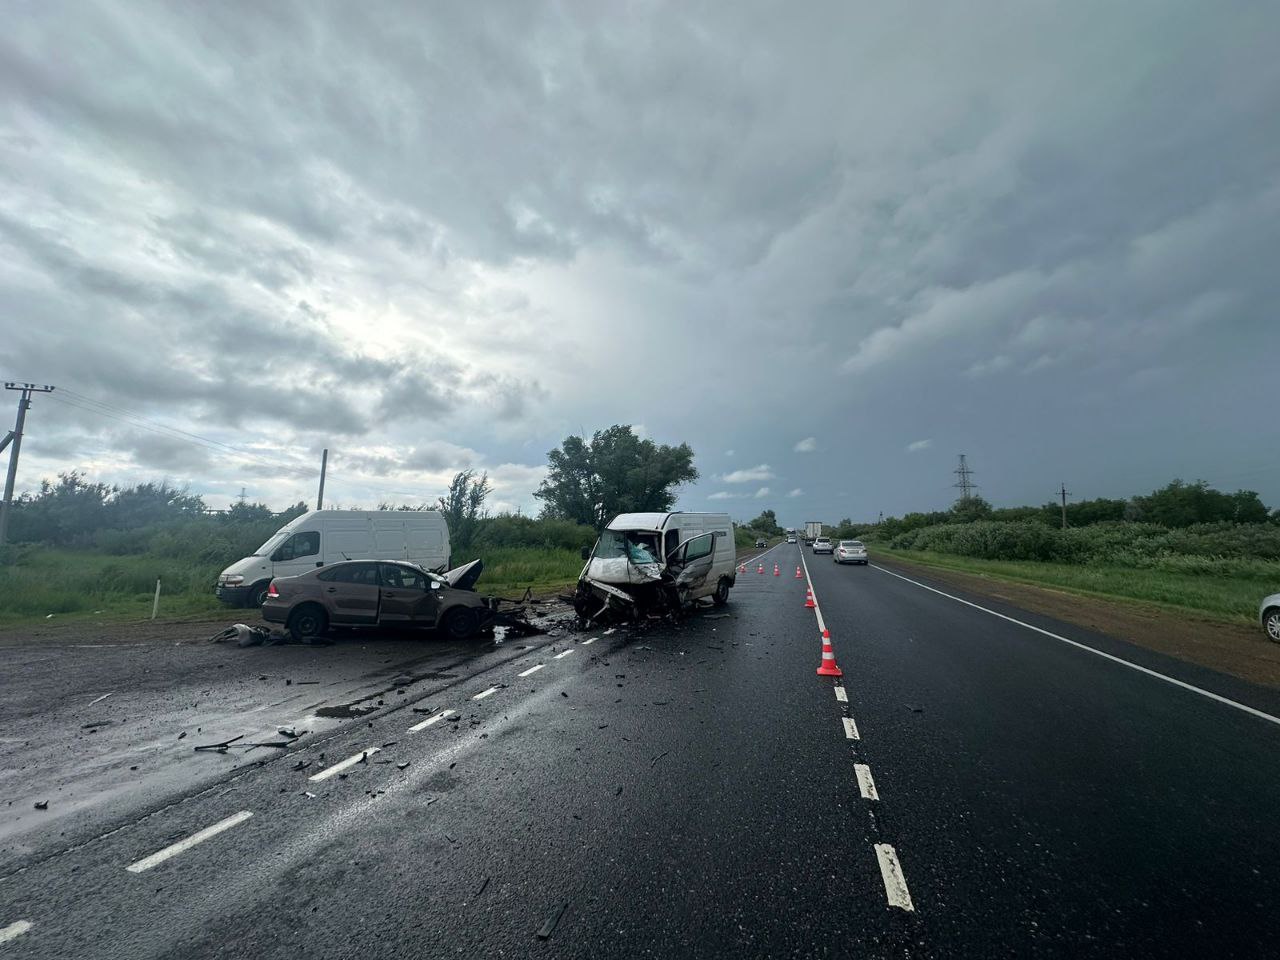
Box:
left=580, top=546, right=590, bottom=561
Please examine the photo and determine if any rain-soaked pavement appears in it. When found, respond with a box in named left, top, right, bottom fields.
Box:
left=3, top=542, right=1280, bottom=958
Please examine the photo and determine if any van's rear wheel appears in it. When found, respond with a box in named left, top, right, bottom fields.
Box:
left=712, top=578, right=730, bottom=606
left=441, top=607, right=479, bottom=640
left=287, top=604, right=328, bottom=644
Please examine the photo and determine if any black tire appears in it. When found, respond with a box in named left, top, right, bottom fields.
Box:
left=287, top=604, right=328, bottom=644
left=712, top=578, right=730, bottom=606
left=441, top=606, right=479, bottom=640
left=245, top=581, right=271, bottom=609
left=1265, top=607, right=1280, bottom=644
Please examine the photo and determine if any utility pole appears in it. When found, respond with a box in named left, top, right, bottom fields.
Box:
left=953, top=454, right=977, bottom=501
left=0, top=382, right=55, bottom=549
left=1058, top=482, right=1071, bottom=530
left=316, top=448, right=328, bottom=510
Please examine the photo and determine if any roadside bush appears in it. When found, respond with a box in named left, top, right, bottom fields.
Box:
left=890, top=519, right=1280, bottom=568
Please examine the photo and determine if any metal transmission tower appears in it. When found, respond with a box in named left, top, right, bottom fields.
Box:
left=953, top=454, right=977, bottom=501
left=1, top=382, right=56, bottom=549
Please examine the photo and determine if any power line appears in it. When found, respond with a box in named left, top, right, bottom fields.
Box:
left=47, top=393, right=310, bottom=476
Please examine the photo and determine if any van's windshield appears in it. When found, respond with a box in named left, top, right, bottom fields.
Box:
left=252, top=533, right=288, bottom=557
left=595, top=530, right=662, bottom=565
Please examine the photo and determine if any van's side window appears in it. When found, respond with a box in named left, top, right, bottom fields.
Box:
left=684, top=534, right=714, bottom=562
left=276, top=531, right=320, bottom=561
left=664, top=530, right=680, bottom=558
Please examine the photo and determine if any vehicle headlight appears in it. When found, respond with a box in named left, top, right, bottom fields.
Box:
left=222, top=575, right=245, bottom=586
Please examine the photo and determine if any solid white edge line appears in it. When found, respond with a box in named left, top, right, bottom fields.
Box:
left=874, top=843, right=915, bottom=911
left=408, top=709, right=455, bottom=732
left=871, top=564, right=1280, bottom=728
left=518, top=663, right=545, bottom=677
left=553, top=650, right=574, bottom=660
left=834, top=685, right=848, bottom=703
left=473, top=686, right=499, bottom=700
left=0, top=920, right=32, bottom=943
left=798, top=548, right=828, bottom=634
left=854, top=763, right=880, bottom=800
left=309, top=747, right=381, bottom=782
left=125, top=811, right=254, bottom=873
left=842, top=716, right=860, bottom=740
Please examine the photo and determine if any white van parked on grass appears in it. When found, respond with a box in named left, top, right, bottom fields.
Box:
left=215, top=510, right=451, bottom=608
left=574, top=511, right=737, bottom=621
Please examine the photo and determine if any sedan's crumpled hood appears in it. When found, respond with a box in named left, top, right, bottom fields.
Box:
left=445, top=559, right=483, bottom=591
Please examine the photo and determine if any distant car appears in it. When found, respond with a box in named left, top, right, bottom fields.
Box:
left=1261, top=593, right=1280, bottom=642
left=755, top=538, right=768, bottom=548
left=835, top=540, right=868, bottom=565
left=262, top=559, right=494, bottom=642
left=787, top=536, right=796, bottom=544
left=811, top=536, right=833, bottom=554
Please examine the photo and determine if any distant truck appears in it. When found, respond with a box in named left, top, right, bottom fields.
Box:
left=804, top=521, right=823, bottom=542
left=215, top=510, right=451, bottom=608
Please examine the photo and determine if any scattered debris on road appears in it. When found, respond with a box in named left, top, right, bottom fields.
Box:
left=536, top=901, right=570, bottom=940
left=33, top=800, right=48, bottom=811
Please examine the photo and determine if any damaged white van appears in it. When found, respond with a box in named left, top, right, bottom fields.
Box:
left=215, top=510, right=450, bottom=608
left=573, top=512, right=736, bottom=623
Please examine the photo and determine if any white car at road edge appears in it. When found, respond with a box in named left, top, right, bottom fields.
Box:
left=1261, top=593, right=1280, bottom=642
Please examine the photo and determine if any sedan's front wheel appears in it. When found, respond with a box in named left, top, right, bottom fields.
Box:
left=1266, top=608, right=1280, bottom=643
left=441, top=607, right=480, bottom=640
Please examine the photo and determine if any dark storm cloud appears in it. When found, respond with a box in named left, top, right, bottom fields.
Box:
left=2, top=0, right=1277, bottom=514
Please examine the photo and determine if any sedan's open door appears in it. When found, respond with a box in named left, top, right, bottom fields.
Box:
left=665, top=532, right=716, bottom=591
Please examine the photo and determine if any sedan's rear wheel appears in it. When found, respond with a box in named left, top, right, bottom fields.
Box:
left=442, top=606, right=479, bottom=640
left=287, top=604, right=328, bottom=644
left=1266, top=608, right=1280, bottom=643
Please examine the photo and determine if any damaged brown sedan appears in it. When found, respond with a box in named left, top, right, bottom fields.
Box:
left=262, top=559, right=496, bottom=642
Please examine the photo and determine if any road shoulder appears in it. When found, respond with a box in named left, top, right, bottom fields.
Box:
left=873, top=552, right=1280, bottom=692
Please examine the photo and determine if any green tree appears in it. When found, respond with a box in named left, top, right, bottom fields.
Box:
left=950, top=496, right=993, bottom=524
left=437, top=469, right=491, bottom=550
left=534, top=426, right=697, bottom=527
left=747, top=509, right=782, bottom=536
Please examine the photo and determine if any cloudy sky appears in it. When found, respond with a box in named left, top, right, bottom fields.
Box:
left=2, top=0, right=1277, bottom=524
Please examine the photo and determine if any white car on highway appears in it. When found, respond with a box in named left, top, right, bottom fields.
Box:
left=834, top=540, right=868, bottom=565
left=811, top=536, right=833, bottom=554
left=1261, top=593, right=1280, bottom=642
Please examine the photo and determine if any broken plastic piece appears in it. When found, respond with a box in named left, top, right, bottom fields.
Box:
left=536, top=901, right=570, bottom=940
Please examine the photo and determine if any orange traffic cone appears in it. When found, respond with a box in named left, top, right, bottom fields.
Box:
left=739, top=562, right=747, bottom=574
left=816, top=629, right=843, bottom=677
left=804, top=589, right=815, bottom=609
left=757, top=563, right=765, bottom=574
left=795, top=566, right=803, bottom=578
left=773, top=563, right=780, bottom=577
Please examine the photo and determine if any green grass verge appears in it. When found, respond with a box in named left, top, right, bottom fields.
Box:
left=881, top=548, right=1269, bottom=625
left=0, top=545, right=584, bottom=626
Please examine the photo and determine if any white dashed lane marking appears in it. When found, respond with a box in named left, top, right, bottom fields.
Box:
left=472, top=686, right=499, bottom=701
left=408, top=709, right=454, bottom=732
left=553, top=650, right=574, bottom=660
left=581, top=637, right=597, bottom=646
left=842, top=716, right=860, bottom=740
left=125, top=811, right=254, bottom=874
left=834, top=685, right=848, bottom=703
left=875, top=844, right=915, bottom=911
left=309, top=748, right=381, bottom=782
left=0, top=920, right=32, bottom=944
left=517, top=663, right=545, bottom=677
left=855, top=763, right=880, bottom=800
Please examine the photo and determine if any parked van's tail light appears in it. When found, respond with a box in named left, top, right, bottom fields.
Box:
left=266, top=580, right=280, bottom=599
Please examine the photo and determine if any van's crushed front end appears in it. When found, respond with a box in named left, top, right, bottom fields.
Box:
left=572, top=524, right=719, bottom=625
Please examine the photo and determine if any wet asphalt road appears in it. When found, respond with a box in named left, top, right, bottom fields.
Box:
left=2, top=541, right=1280, bottom=958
